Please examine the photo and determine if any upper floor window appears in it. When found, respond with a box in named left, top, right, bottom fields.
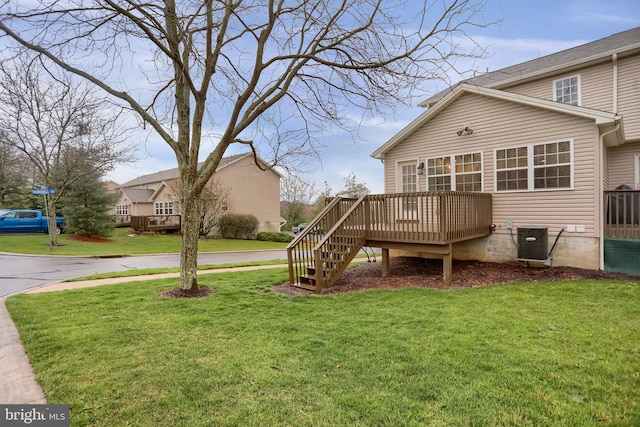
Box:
left=554, top=75, right=580, bottom=106
left=427, top=152, right=483, bottom=191
left=495, top=140, right=573, bottom=192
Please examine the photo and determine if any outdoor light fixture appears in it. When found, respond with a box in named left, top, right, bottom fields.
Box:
left=417, top=161, right=425, bottom=175
left=456, top=126, right=473, bottom=136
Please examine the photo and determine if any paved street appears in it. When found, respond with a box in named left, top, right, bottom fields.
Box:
left=0, top=250, right=288, bottom=297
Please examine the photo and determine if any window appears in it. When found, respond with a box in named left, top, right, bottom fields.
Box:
left=116, top=204, right=129, bottom=215
left=155, top=202, right=173, bottom=214
left=554, top=75, right=580, bottom=106
left=495, top=147, right=528, bottom=191
left=427, top=156, right=451, bottom=190
left=495, top=140, right=573, bottom=192
left=454, top=153, right=483, bottom=192
left=221, top=201, right=228, bottom=211
left=426, top=152, right=482, bottom=191
left=533, top=141, right=572, bottom=189
left=401, top=163, right=417, bottom=193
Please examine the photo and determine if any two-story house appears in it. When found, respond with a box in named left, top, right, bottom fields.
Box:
left=114, top=152, right=283, bottom=235
left=287, top=27, right=639, bottom=292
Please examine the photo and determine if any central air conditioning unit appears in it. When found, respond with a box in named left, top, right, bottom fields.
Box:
left=517, top=227, right=548, bottom=261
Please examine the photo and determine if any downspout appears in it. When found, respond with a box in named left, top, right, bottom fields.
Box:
left=612, top=53, right=618, bottom=113
left=597, top=53, right=621, bottom=270
left=598, top=122, right=621, bottom=271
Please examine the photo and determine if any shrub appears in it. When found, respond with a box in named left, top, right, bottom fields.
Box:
left=256, top=231, right=294, bottom=242
left=218, top=213, right=259, bottom=239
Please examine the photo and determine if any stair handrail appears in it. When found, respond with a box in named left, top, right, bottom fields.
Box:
left=286, top=197, right=356, bottom=287
left=313, top=195, right=368, bottom=290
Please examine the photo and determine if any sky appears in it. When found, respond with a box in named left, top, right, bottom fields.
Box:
left=106, top=0, right=640, bottom=196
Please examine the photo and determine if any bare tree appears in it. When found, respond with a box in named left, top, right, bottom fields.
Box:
left=169, top=176, right=232, bottom=237
left=0, top=136, right=30, bottom=207
left=281, top=172, right=316, bottom=229
left=0, top=0, right=491, bottom=291
left=0, top=56, right=131, bottom=242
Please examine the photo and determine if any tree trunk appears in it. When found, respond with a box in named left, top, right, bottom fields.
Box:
left=47, top=197, right=59, bottom=246
left=180, top=193, right=201, bottom=291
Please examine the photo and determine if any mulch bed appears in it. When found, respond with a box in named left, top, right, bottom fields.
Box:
left=272, top=256, right=639, bottom=296
left=68, top=235, right=111, bottom=243
left=158, top=286, right=213, bottom=298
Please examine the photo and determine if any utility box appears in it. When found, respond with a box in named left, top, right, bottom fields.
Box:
left=517, top=227, right=548, bottom=261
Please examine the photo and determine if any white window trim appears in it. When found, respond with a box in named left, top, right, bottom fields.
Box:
left=154, top=202, right=173, bottom=215
left=493, top=139, right=574, bottom=193
left=635, top=153, right=640, bottom=190
left=425, top=151, right=484, bottom=192
left=395, top=159, right=420, bottom=193
left=553, top=74, right=581, bottom=106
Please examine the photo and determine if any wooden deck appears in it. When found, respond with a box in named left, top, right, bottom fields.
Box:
left=287, top=191, right=493, bottom=292
left=130, top=215, right=182, bottom=233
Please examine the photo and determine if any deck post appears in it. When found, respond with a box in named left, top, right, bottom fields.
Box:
left=381, top=248, right=390, bottom=277
left=443, top=244, right=452, bottom=285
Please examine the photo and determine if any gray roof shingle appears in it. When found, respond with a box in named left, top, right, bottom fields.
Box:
left=121, top=188, right=154, bottom=203
left=120, top=153, right=251, bottom=188
left=421, top=26, right=640, bottom=107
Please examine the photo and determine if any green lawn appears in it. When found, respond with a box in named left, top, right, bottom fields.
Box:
left=7, top=270, right=640, bottom=426
left=0, top=228, right=287, bottom=255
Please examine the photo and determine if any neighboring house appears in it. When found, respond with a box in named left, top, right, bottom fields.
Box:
left=114, top=153, right=282, bottom=235
left=287, top=27, right=639, bottom=292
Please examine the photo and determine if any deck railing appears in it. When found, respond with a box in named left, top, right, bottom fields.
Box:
left=131, top=215, right=182, bottom=232
left=364, top=191, right=492, bottom=244
left=286, top=197, right=359, bottom=288
left=115, top=215, right=131, bottom=227
left=605, top=190, right=640, bottom=239
left=313, top=195, right=368, bottom=290
left=287, top=191, right=493, bottom=290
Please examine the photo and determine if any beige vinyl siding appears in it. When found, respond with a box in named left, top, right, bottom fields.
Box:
left=152, top=185, right=175, bottom=212
left=581, top=62, right=615, bottom=112
left=383, top=93, right=600, bottom=237
left=608, top=141, right=640, bottom=189
left=618, top=55, right=640, bottom=141
left=506, top=61, right=615, bottom=110
left=504, top=54, right=640, bottom=141
left=216, top=155, right=281, bottom=232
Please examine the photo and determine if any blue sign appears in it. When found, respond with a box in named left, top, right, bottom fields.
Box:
left=32, top=189, right=55, bottom=195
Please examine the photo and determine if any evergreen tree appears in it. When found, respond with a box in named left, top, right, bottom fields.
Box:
left=62, top=171, right=118, bottom=237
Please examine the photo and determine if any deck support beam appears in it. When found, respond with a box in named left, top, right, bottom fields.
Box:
left=443, top=243, right=452, bottom=285
left=366, top=240, right=454, bottom=285
left=381, top=248, right=390, bottom=277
